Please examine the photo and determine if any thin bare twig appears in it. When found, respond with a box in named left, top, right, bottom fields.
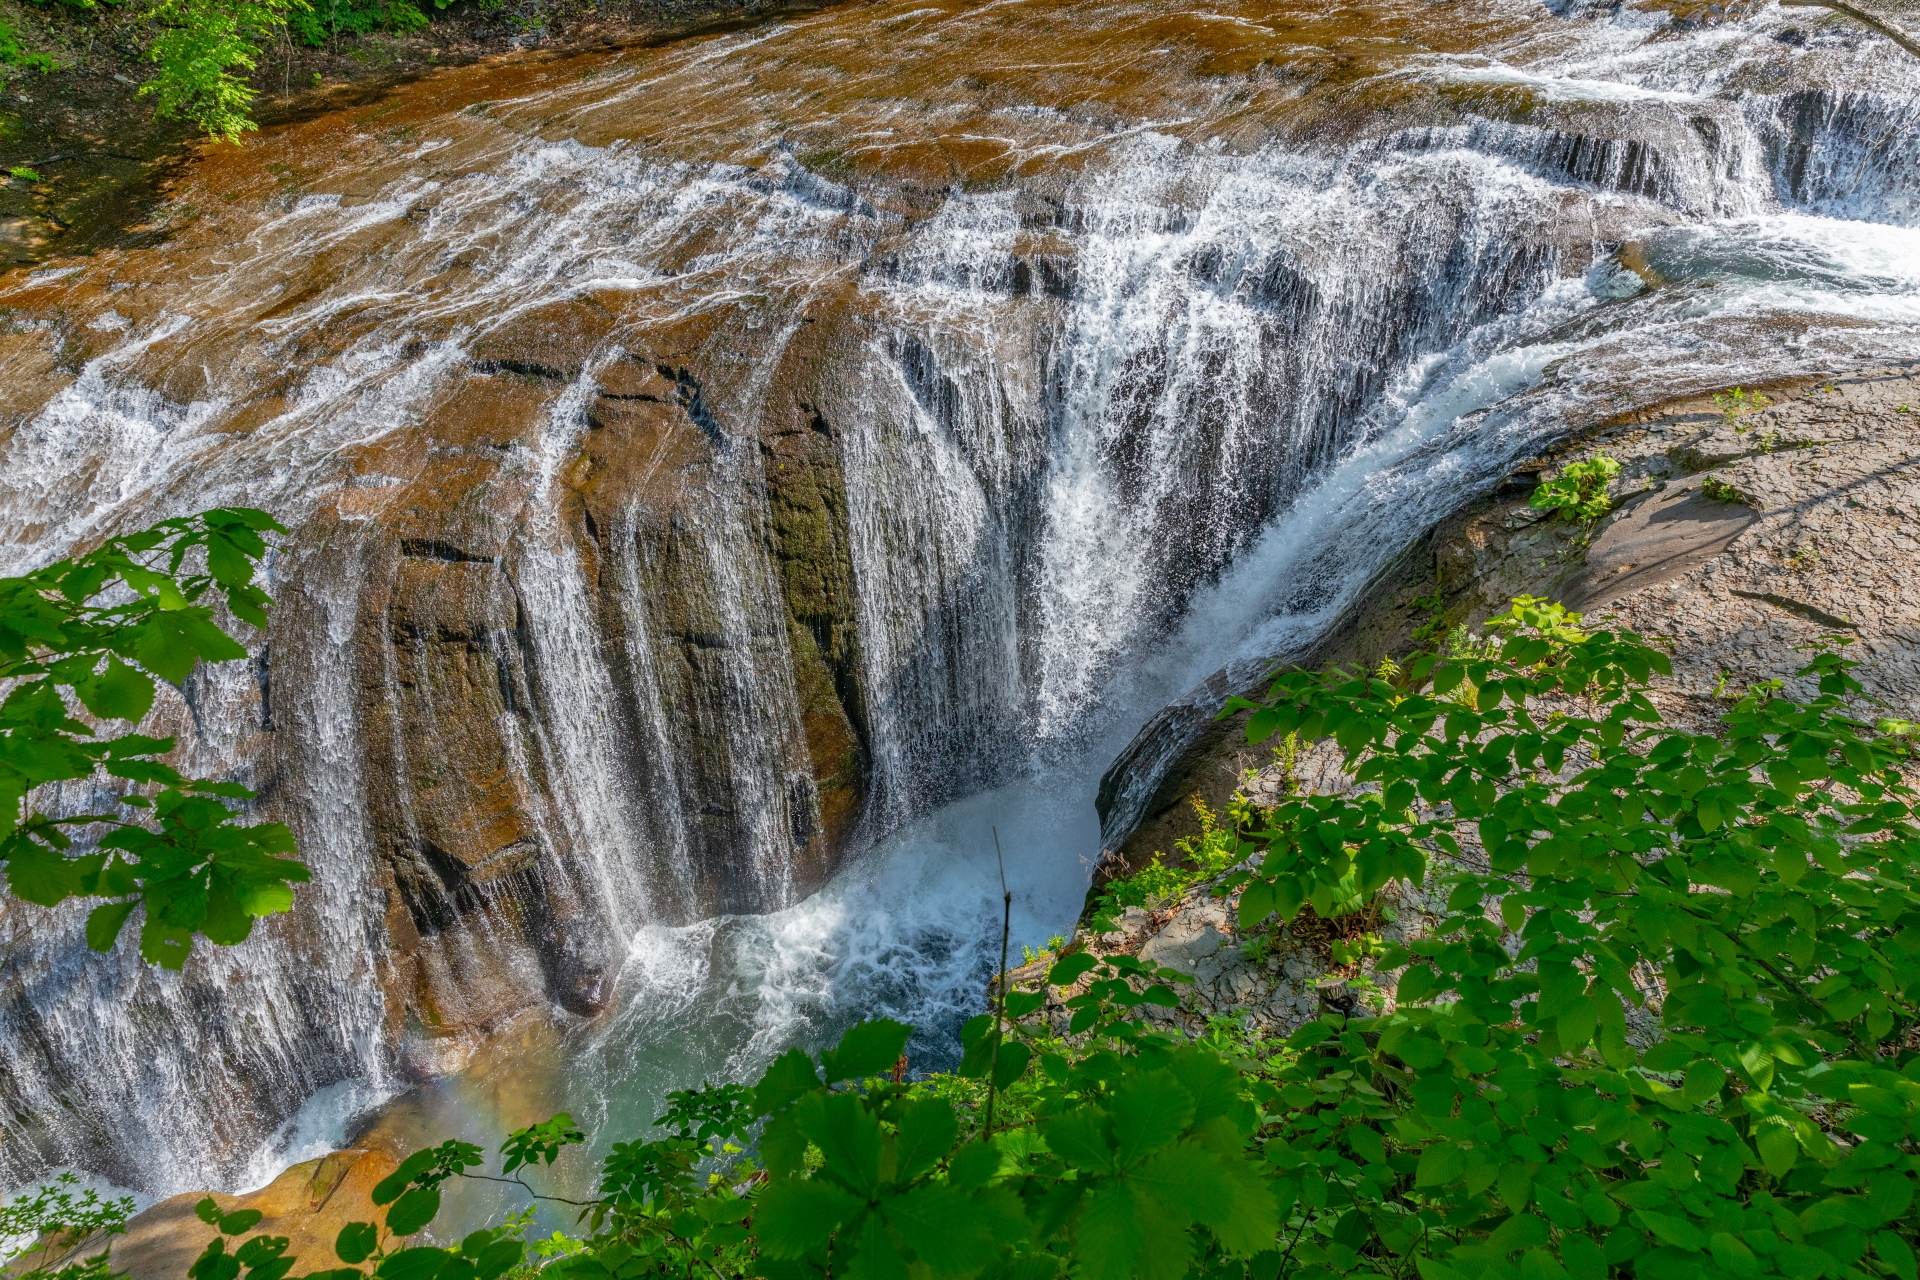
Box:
left=982, top=827, right=1012, bottom=1141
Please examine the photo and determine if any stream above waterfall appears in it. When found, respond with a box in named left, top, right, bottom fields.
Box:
left=2, top=0, right=1918, bottom=1214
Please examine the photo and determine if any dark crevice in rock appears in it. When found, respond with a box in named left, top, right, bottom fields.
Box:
left=399, top=538, right=495, bottom=563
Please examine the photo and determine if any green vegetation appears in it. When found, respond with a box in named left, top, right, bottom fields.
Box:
left=1528, top=455, right=1621, bottom=523
left=1700, top=476, right=1757, bottom=507
left=1714, top=387, right=1773, bottom=433
left=0, top=0, right=456, bottom=141
left=0, top=1173, right=134, bottom=1280
left=1087, top=794, right=1247, bottom=931
left=0, top=508, right=307, bottom=967
left=6, top=544, right=1920, bottom=1280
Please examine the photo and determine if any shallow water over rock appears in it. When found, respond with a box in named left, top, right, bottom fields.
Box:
left=1, top=0, right=1917, bottom=1199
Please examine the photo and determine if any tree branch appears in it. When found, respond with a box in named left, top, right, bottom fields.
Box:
left=1780, top=0, right=1920, bottom=59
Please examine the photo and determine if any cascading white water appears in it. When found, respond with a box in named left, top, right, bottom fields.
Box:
left=1, top=0, right=1918, bottom=1203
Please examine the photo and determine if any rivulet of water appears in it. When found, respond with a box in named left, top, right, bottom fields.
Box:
left=0, top=0, right=1916, bottom=1202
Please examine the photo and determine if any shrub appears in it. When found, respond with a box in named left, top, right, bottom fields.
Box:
left=290, top=0, right=428, bottom=46
left=142, top=594, right=1920, bottom=1280
left=1087, top=794, right=1246, bottom=931
left=1529, top=455, right=1621, bottom=522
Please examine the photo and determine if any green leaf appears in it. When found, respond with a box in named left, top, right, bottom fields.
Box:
left=377, top=1248, right=451, bottom=1280
left=1488, top=1214, right=1551, bottom=1254
left=1133, top=1140, right=1230, bottom=1224
left=196, top=1199, right=223, bottom=1227
left=85, top=900, right=138, bottom=952
left=1072, top=1184, right=1145, bottom=1280
left=891, top=1098, right=959, bottom=1183
left=1637, top=1211, right=1706, bottom=1250
left=1868, top=1171, right=1915, bottom=1223
left=881, top=1184, right=1001, bottom=1276
left=1109, top=1069, right=1195, bottom=1166
left=217, top=1209, right=263, bottom=1235
left=947, top=1140, right=1001, bottom=1190
left=1416, top=1143, right=1466, bottom=1187
left=795, top=1093, right=883, bottom=1195
left=76, top=656, right=157, bottom=723
left=1048, top=953, right=1097, bottom=986
left=842, top=1210, right=907, bottom=1280
left=753, top=1048, right=822, bottom=1114
left=753, top=1180, right=864, bottom=1258
left=1005, top=990, right=1045, bottom=1018
left=1756, top=1125, right=1799, bottom=1178
left=385, top=1186, right=440, bottom=1237
left=473, top=1240, right=521, bottom=1280
left=1041, top=1111, right=1114, bottom=1174
left=1874, top=1231, right=1918, bottom=1280
left=335, top=1223, right=378, bottom=1265
left=4, top=838, right=84, bottom=906
left=821, top=1018, right=912, bottom=1085
left=993, top=1041, right=1033, bottom=1091
left=1709, top=1231, right=1759, bottom=1278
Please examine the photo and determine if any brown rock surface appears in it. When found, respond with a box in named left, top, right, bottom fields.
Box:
left=17, top=1152, right=398, bottom=1280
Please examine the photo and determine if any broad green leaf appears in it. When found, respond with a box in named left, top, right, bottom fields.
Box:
left=1637, top=1211, right=1706, bottom=1250
left=217, top=1207, right=264, bottom=1235
left=76, top=657, right=156, bottom=723
left=1109, top=1069, right=1194, bottom=1166
left=892, top=1098, right=960, bottom=1183
left=85, top=899, right=139, bottom=952
left=377, top=1248, right=451, bottom=1280
left=794, top=1093, right=882, bottom=1195
left=1132, top=1140, right=1229, bottom=1224
left=753, top=1179, right=864, bottom=1258
left=1415, top=1143, right=1466, bottom=1187
left=4, top=839, right=83, bottom=906
left=1874, top=1231, right=1918, bottom=1280
left=821, top=1018, right=912, bottom=1085
left=881, top=1184, right=1001, bottom=1276
left=1048, top=953, right=1097, bottom=986
left=753, top=1048, right=822, bottom=1114
left=335, top=1223, right=378, bottom=1264
left=993, top=1041, right=1033, bottom=1090
left=1868, top=1172, right=1915, bottom=1223
left=946, top=1140, right=1001, bottom=1190
left=385, top=1186, right=440, bottom=1236
left=473, top=1240, right=521, bottom=1280
left=1041, top=1110, right=1113, bottom=1174
left=1072, top=1184, right=1144, bottom=1280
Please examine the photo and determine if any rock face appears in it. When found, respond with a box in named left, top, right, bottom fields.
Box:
left=1099, top=364, right=1920, bottom=880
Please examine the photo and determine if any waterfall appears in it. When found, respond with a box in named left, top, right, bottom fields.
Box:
left=2, top=0, right=1918, bottom=1200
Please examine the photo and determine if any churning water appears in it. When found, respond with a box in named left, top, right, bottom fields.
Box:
left=1, top=0, right=1918, bottom=1206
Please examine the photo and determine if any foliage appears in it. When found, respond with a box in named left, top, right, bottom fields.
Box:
left=0, top=508, right=307, bottom=968
left=0, top=10, right=59, bottom=72
left=0, top=1173, right=135, bottom=1279
left=1715, top=387, right=1773, bottom=431
left=1528, top=455, right=1621, bottom=522
left=289, top=0, right=424, bottom=47
left=8, top=164, right=44, bottom=180
left=1088, top=795, right=1247, bottom=932
left=140, top=0, right=307, bottom=141
left=1217, top=595, right=1920, bottom=1280
left=1700, top=475, right=1757, bottom=507
left=110, top=588, right=1920, bottom=1280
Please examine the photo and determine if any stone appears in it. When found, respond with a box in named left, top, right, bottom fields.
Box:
left=16, top=1151, right=398, bottom=1280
